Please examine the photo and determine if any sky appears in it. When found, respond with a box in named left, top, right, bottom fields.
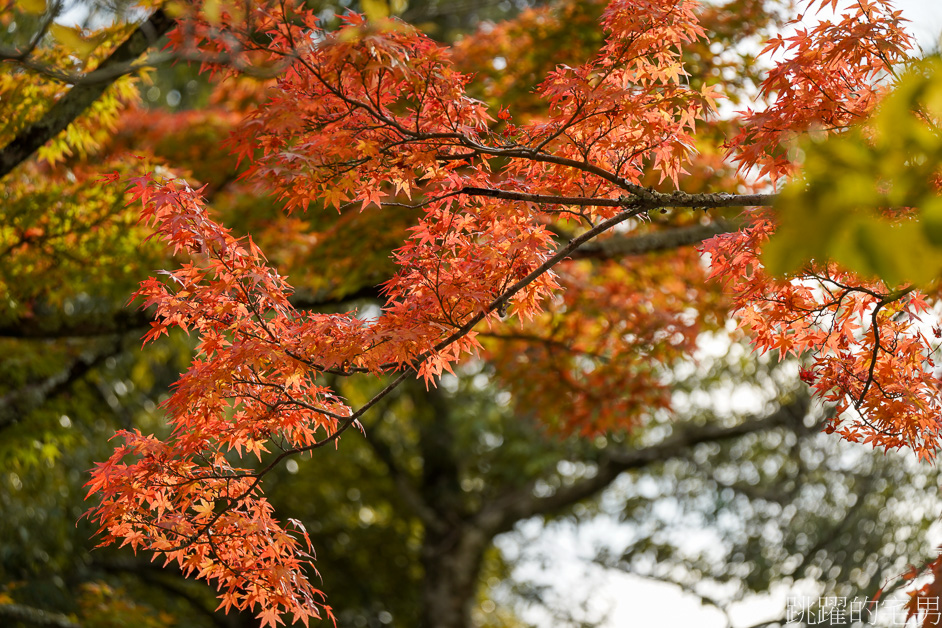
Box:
left=515, top=2, right=942, bottom=628
left=896, top=0, right=942, bottom=53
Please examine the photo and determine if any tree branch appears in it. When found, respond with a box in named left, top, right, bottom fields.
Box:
left=0, top=309, right=153, bottom=339
left=459, top=186, right=777, bottom=210
left=0, top=9, right=175, bottom=180
left=476, top=395, right=811, bottom=533
left=0, top=286, right=383, bottom=339
left=569, top=220, right=738, bottom=259
left=0, top=347, right=118, bottom=431
left=0, top=603, right=81, bottom=628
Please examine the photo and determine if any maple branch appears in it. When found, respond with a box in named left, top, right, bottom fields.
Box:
left=460, top=187, right=625, bottom=207
left=0, top=9, right=175, bottom=180
left=106, top=181, right=775, bottom=575
left=314, top=203, right=655, bottom=378
left=113, top=198, right=759, bottom=559
left=287, top=50, right=697, bottom=201
left=856, top=287, right=915, bottom=410
left=320, top=202, right=754, bottom=379
left=459, top=186, right=776, bottom=211
left=292, top=201, right=667, bottom=377
left=800, top=270, right=917, bottom=425
left=148, top=195, right=688, bottom=551
left=0, top=603, right=81, bottom=628
left=416, top=195, right=766, bottom=372
left=466, top=146, right=652, bottom=195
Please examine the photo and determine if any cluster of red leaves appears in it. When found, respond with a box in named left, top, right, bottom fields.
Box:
left=228, top=2, right=715, bottom=217
left=86, top=164, right=563, bottom=621
left=510, top=0, right=717, bottom=192
left=702, top=215, right=942, bottom=460
left=85, top=177, right=344, bottom=626
left=86, top=1, right=725, bottom=622
left=85, top=160, right=558, bottom=626
left=228, top=11, right=491, bottom=214
left=703, top=0, right=942, bottom=459
left=728, top=0, right=914, bottom=182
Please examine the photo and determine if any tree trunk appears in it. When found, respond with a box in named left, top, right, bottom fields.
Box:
left=420, top=523, right=490, bottom=628
left=414, top=385, right=490, bottom=628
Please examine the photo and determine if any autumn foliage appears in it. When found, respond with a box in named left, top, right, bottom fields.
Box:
left=2, top=0, right=939, bottom=624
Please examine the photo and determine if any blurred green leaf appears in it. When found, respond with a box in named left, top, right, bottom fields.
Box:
left=764, top=57, right=942, bottom=287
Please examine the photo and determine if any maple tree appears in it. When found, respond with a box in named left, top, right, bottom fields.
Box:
left=4, top=0, right=942, bottom=626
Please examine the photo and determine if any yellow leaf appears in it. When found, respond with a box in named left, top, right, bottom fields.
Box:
left=17, top=0, right=46, bottom=14
left=163, top=0, right=189, bottom=18
left=203, top=0, right=222, bottom=25
left=361, top=0, right=389, bottom=21
left=50, top=24, right=98, bottom=59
